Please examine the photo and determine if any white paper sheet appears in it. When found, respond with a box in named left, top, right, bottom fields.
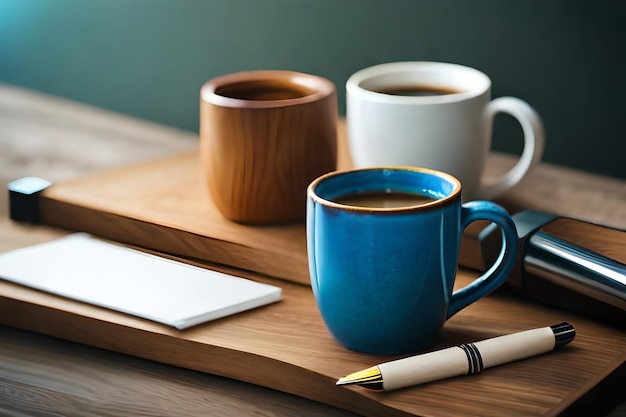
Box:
left=0, top=233, right=282, bottom=329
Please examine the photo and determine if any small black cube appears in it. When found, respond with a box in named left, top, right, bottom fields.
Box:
left=8, top=177, right=52, bottom=223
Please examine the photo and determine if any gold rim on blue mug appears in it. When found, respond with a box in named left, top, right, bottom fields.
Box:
left=306, top=166, right=518, bottom=355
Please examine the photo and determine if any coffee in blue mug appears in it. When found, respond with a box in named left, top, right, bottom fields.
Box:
left=306, top=167, right=518, bottom=355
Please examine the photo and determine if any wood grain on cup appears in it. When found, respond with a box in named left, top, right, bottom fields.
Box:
left=200, top=71, right=337, bottom=224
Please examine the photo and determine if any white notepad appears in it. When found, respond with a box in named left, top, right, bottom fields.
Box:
left=0, top=233, right=282, bottom=329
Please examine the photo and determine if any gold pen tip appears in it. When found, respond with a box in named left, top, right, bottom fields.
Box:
left=336, top=366, right=384, bottom=389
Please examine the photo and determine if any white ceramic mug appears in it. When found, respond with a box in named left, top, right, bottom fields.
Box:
left=346, top=62, right=545, bottom=201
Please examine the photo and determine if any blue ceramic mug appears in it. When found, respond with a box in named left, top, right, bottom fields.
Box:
left=306, top=167, right=518, bottom=355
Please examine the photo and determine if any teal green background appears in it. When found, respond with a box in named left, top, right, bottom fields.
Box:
left=1, top=0, right=625, bottom=179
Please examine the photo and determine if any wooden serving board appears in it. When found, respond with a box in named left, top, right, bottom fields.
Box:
left=23, top=149, right=485, bottom=286
left=34, top=152, right=312, bottom=285
left=2, top=262, right=625, bottom=417
left=2, top=143, right=625, bottom=415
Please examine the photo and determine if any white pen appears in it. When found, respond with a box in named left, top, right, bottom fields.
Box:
left=336, top=322, right=575, bottom=391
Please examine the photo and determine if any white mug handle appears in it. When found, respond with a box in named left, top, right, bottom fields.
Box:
left=480, top=97, right=545, bottom=200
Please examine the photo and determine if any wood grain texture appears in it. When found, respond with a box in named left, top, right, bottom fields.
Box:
left=199, top=71, right=337, bottom=224
left=1, top=82, right=625, bottom=417
left=37, top=153, right=311, bottom=284
left=1, top=265, right=625, bottom=417
left=0, top=327, right=361, bottom=417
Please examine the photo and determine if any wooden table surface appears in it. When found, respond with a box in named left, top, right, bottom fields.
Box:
left=1, top=82, right=625, bottom=416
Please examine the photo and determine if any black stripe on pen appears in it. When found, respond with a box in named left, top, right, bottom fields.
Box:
left=550, top=322, right=576, bottom=349
left=459, top=342, right=484, bottom=375
left=466, top=343, right=484, bottom=374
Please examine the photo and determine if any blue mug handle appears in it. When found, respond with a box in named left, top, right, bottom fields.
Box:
left=447, top=200, right=519, bottom=318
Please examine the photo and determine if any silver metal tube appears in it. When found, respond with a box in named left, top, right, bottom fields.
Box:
left=525, top=231, right=626, bottom=311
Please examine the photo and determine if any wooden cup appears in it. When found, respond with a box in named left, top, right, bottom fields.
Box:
left=200, top=71, right=337, bottom=224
